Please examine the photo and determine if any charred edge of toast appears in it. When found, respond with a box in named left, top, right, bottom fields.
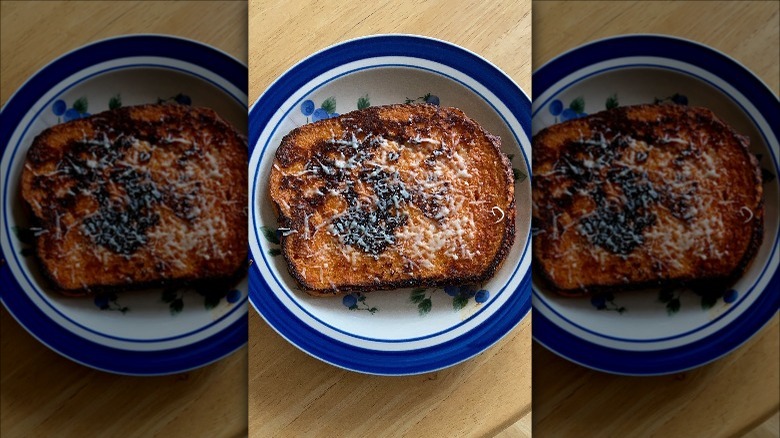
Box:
left=26, top=104, right=247, bottom=165
left=46, top=263, right=249, bottom=297
left=32, top=244, right=249, bottom=295
left=271, top=104, right=517, bottom=295
left=23, top=103, right=248, bottom=293
left=532, top=199, right=763, bottom=298
left=532, top=104, right=765, bottom=296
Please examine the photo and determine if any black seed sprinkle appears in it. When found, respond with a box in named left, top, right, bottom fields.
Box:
left=557, top=133, right=661, bottom=255
left=56, top=135, right=193, bottom=256
left=306, top=133, right=417, bottom=255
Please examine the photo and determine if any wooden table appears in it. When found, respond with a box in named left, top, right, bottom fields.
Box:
left=532, top=2, right=780, bottom=437
left=0, top=2, right=248, bottom=437
left=5, top=1, right=774, bottom=437
left=247, top=1, right=532, bottom=437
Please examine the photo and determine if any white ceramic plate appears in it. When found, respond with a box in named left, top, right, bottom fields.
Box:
left=0, top=35, right=248, bottom=375
left=532, top=35, right=779, bottom=375
left=248, top=35, right=532, bottom=375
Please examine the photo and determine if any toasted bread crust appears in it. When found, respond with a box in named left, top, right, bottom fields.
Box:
left=270, top=104, right=515, bottom=295
left=21, top=104, right=248, bottom=292
left=532, top=104, right=763, bottom=295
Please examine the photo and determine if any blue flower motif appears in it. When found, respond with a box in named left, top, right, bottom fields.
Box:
left=549, top=99, right=563, bottom=116
left=226, top=289, right=242, bottom=303
left=444, top=285, right=460, bottom=297
left=342, top=294, right=358, bottom=308
left=312, top=108, right=329, bottom=122
left=723, top=289, right=738, bottom=304
left=560, top=108, right=577, bottom=122
left=329, top=113, right=339, bottom=118
left=425, top=95, right=440, bottom=106
left=94, top=294, right=109, bottom=309
left=590, top=295, right=606, bottom=309
left=64, top=108, right=81, bottom=122
left=671, top=94, right=688, bottom=105
left=577, top=112, right=588, bottom=118
left=301, top=100, right=315, bottom=116
left=475, top=290, right=489, bottom=303
left=52, top=100, right=66, bottom=116
left=174, top=94, right=192, bottom=105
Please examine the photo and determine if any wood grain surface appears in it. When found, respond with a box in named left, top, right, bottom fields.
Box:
left=0, top=2, right=248, bottom=437
left=3, top=1, right=776, bottom=437
left=532, top=2, right=780, bottom=437
left=247, top=1, right=532, bottom=437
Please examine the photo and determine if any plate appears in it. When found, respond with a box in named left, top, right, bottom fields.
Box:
left=532, top=34, right=780, bottom=375
left=0, top=35, right=248, bottom=375
left=248, top=35, right=532, bottom=375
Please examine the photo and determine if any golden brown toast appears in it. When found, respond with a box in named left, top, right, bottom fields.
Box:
left=269, top=104, right=515, bottom=295
left=21, top=104, right=247, bottom=292
left=532, top=104, right=763, bottom=295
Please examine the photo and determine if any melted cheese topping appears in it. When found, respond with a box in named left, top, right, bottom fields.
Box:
left=30, top=126, right=238, bottom=280
left=278, top=128, right=506, bottom=275
left=534, top=126, right=756, bottom=288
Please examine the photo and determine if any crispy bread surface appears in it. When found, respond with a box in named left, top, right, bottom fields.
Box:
left=532, top=104, right=763, bottom=294
left=270, top=104, right=515, bottom=295
left=21, top=104, right=248, bottom=292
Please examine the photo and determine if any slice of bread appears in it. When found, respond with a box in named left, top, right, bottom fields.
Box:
left=21, top=104, right=247, bottom=292
left=532, top=104, right=763, bottom=294
left=269, top=104, right=515, bottom=295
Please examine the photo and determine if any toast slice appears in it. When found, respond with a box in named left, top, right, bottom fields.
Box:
left=532, top=104, right=763, bottom=295
left=269, top=104, right=515, bottom=295
left=21, top=104, right=248, bottom=292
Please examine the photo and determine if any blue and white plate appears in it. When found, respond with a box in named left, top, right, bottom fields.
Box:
left=0, top=35, right=248, bottom=375
left=248, top=35, right=532, bottom=375
left=532, top=34, right=780, bottom=375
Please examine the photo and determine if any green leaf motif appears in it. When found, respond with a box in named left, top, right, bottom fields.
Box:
left=569, top=97, right=585, bottom=114
left=203, top=293, right=224, bottom=310
left=357, top=94, right=370, bottom=110
left=11, top=226, right=35, bottom=245
left=507, top=154, right=515, bottom=161
left=73, top=97, right=88, bottom=113
left=260, top=226, right=280, bottom=245
left=418, top=298, right=432, bottom=315
left=513, top=168, right=528, bottom=182
left=666, top=298, right=681, bottom=315
left=410, top=288, right=427, bottom=304
left=701, top=293, right=719, bottom=310
left=605, top=94, right=619, bottom=110
left=452, top=295, right=469, bottom=311
left=109, top=94, right=122, bottom=110
left=761, top=168, right=776, bottom=184
left=658, top=288, right=674, bottom=303
left=161, top=288, right=178, bottom=303
left=268, top=248, right=282, bottom=256
left=170, top=298, right=184, bottom=315
left=321, top=97, right=336, bottom=113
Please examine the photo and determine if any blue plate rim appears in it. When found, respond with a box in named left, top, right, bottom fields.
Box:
left=251, top=61, right=529, bottom=344
left=0, top=34, right=249, bottom=375
left=248, top=34, right=532, bottom=375
left=531, top=33, right=780, bottom=375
